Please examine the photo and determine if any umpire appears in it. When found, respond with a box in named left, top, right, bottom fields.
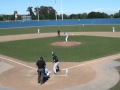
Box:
left=36, top=57, right=46, bottom=85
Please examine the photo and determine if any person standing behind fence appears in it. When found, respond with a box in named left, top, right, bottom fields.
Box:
left=36, top=57, right=46, bottom=85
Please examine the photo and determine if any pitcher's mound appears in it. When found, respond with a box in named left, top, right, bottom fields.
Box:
left=51, top=41, right=81, bottom=47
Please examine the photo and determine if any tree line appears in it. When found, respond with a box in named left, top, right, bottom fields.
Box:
left=0, top=6, right=120, bottom=21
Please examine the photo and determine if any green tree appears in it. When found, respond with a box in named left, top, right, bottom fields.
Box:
left=69, top=14, right=77, bottom=19
left=113, top=10, right=120, bottom=18
left=38, top=6, right=56, bottom=20
left=87, top=11, right=109, bottom=18
left=0, top=16, right=3, bottom=21
left=80, top=13, right=88, bottom=19
left=27, top=6, right=35, bottom=19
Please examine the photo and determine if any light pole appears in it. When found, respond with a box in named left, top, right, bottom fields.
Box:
left=15, top=13, right=18, bottom=21
left=37, top=6, right=39, bottom=21
left=61, top=0, right=63, bottom=20
left=54, top=0, right=57, bottom=20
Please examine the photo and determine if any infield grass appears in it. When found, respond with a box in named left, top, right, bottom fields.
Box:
left=0, top=36, right=120, bottom=62
left=0, top=24, right=120, bottom=36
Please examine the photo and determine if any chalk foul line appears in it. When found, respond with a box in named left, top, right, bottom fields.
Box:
left=0, top=53, right=120, bottom=77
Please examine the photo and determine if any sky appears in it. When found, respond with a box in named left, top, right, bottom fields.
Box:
left=0, top=0, right=120, bottom=15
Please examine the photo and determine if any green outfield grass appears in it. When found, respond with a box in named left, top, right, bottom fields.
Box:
left=0, top=36, right=120, bottom=62
left=109, top=59, right=120, bottom=90
left=0, top=24, right=120, bottom=36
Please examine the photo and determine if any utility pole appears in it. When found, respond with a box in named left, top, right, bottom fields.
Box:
left=37, top=6, right=39, bottom=21
left=61, top=0, right=63, bottom=20
left=54, top=0, right=57, bottom=21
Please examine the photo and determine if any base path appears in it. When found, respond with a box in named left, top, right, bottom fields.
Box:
left=0, top=32, right=120, bottom=42
left=0, top=53, right=120, bottom=90
left=0, top=32, right=120, bottom=90
left=62, top=54, right=120, bottom=90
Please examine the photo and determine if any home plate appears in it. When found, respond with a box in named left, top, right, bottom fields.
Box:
left=55, top=69, right=67, bottom=77
left=27, top=69, right=67, bottom=77
left=27, top=69, right=37, bottom=76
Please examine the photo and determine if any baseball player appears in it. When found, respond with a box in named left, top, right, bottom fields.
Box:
left=112, top=26, right=115, bottom=32
left=44, top=67, right=50, bottom=82
left=57, top=30, right=60, bottom=36
left=52, top=51, right=60, bottom=74
left=38, top=28, right=40, bottom=34
left=65, top=32, right=68, bottom=42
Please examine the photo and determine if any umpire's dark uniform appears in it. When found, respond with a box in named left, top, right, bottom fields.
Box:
left=36, top=57, right=46, bottom=84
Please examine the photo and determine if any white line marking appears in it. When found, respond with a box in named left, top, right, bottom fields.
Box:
left=27, top=69, right=52, bottom=77
left=1, top=53, right=120, bottom=77
left=0, top=56, right=37, bottom=70
left=57, top=54, right=120, bottom=77
left=66, top=69, right=68, bottom=73
left=27, top=69, right=34, bottom=77
left=56, top=74, right=67, bottom=77
left=66, top=54, right=120, bottom=70
left=57, top=69, right=68, bottom=77
left=51, top=69, right=67, bottom=77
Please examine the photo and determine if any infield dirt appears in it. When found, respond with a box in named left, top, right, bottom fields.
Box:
left=0, top=32, right=120, bottom=90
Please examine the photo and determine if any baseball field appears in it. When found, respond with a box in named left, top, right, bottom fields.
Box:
left=0, top=25, right=120, bottom=90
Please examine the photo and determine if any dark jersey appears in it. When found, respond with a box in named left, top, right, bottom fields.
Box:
left=36, top=60, right=46, bottom=69
left=58, top=30, right=60, bottom=35
left=53, top=56, right=59, bottom=63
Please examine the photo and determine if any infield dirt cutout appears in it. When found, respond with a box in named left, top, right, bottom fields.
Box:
left=0, top=58, right=96, bottom=90
left=51, top=41, right=81, bottom=47
left=0, top=32, right=120, bottom=90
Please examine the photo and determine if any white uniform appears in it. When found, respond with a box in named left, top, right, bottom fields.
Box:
left=52, top=52, right=60, bottom=74
left=65, top=33, right=68, bottom=42
left=112, top=27, right=115, bottom=32
left=53, top=62, right=59, bottom=74
left=38, top=28, right=40, bottom=34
